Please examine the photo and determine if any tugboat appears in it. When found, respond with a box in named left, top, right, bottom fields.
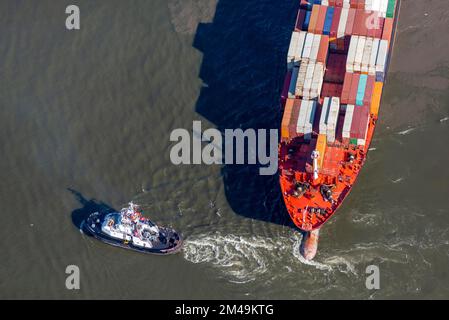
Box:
left=83, top=202, right=183, bottom=254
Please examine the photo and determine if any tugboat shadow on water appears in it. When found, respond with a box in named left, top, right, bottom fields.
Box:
left=68, top=188, right=115, bottom=233
left=192, top=0, right=300, bottom=231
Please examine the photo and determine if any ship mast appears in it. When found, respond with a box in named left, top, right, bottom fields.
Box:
left=311, top=150, right=319, bottom=181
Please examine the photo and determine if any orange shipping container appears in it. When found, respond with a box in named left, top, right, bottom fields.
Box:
left=315, top=134, right=327, bottom=168
left=309, top=5, right=320, bottom=34
left=281, top=99, right=295, bottom=139
left=382, top=18, right=394, bottom=46
left=370, top=82, right=384, bottom=116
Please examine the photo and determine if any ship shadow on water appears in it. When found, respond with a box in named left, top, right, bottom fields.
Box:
left=68, top=188, right=115, bottom=233
left=193, top=0, right=300, bottom=230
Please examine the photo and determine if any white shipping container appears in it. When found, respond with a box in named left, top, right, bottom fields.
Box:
left=342, top=104, right=354, bottom=138
left=302, top=101, right=313, bottom=135
left=354, top=36, right=366, bottom=73
left=304, top=101, right=317, bottom=141
left=296, top=32, right=307, bottom=62
left=327, top=102, right=339, bottom=123
left=346, top=35, right=358, bottom=73
left=303, top=62, right=316, bottom=100
left=326, top=98, right=340, bottom=143
left=287, top=31, right=299, bottom=69
left=365, top=0, right=373, bottom=11
left=302, top=33, right=314, bottom=60
left=288, top=67, right=299, bottom=99
left=295, top=60, right=308, bottom=97
left=329, top=97, right=340, bottom=128
left=380, top=0, right=389, bottom=18
left=376, top=39, right=388, bottom=73
left=343, top=0, right=351, bottom=9
left=362, top=37, right=373, bottom=74
left=369, top=38, right=380, bottom=75
left=372, top=0, right=381, bottom=12
left=319, top=97, right=331, bottom=134
left=310, top=63, right=324, bottom=99
left=296, top=100, right=310, bottom=134
left=337, top=8, right=349, bottom=38
left=310, top=34, right=321, bottom=63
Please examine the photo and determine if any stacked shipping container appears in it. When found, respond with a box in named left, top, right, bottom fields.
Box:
left=319, top=97, right=340, bottom=144
left=282, top=0, right=396, bottom=146
left=281, top=99, right=318, bottom=142
left=346, top=36, right=388, bottom=80
left=300, top=0, right=396, bottom=18
left=287, top=31, right=329, bottom=100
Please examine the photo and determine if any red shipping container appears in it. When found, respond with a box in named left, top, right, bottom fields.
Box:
left=363, top=75, right=375, bottom=106
left=363, top=11, right=373, bottom=36
left=349, top=73, right=360, bottom=105
left=375, top=18, right=385, bottom=39
left=289, top=100, right=302, bottom=138
left=352, top=9, right=362, bottom=35
left=345, top=8, right=356, bottom=36
left=324, top=53, right=346, bottom=83
left=341, top=72, right=353, bottom=104
left=295, top=9, right=306, bottom=32
left=367, top=11, right=379, bottom=38
left=321, top=82, right=332, bottom=97
left=317, top=35, right=329, bottom=63
left=357, top=105, right=370, bottom=139
left=350, top=107, right=361, bottom=138
left=329, top=0, right=336, bottom=6
left=355, top=9, right=368, bottom=36
left=358, top=0, right=365, bottom=10
left=329, top=83, right=343, bottom=97
left=281, top=70, right=292, bottom=106
left=316, top=5, right=328, bottom=35
left=350, top=0, right=358, bottom=9
left=336, top=0, right=343, bottom=7
left=382, top=18, right=393, bottom=43
left=330, top=6, right=342, bottom=39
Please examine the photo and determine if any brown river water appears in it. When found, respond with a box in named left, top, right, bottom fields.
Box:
left=0, top=0, right=448, bottom=299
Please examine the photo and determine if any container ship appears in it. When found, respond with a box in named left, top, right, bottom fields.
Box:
left=278, top=0, right=399, bottom=260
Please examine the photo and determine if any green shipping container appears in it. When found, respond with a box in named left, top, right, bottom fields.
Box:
left=350, top=138, right=358, bottom=145
left=387, top=0, right=396, bottom=18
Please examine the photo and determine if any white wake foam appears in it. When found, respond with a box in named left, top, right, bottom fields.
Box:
left=183, top=234, right=283, bottom=283
left=397, top=127, right=416, bottom=135
left=182, top=232, right=358, bottom=283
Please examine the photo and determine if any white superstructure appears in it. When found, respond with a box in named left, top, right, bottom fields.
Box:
left=100, top=203, right=160, bottom=249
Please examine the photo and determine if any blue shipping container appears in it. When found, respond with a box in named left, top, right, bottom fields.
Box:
left=323, top=6, right=334, bottom=35
left=376, top=72, right=385, bottom=83
left=356, top=74, right=368, bottom=106
left=303, top=10, right=311, bottom=30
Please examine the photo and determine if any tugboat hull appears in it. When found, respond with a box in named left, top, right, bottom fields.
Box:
left=83, top=211, right=183, bottom=255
